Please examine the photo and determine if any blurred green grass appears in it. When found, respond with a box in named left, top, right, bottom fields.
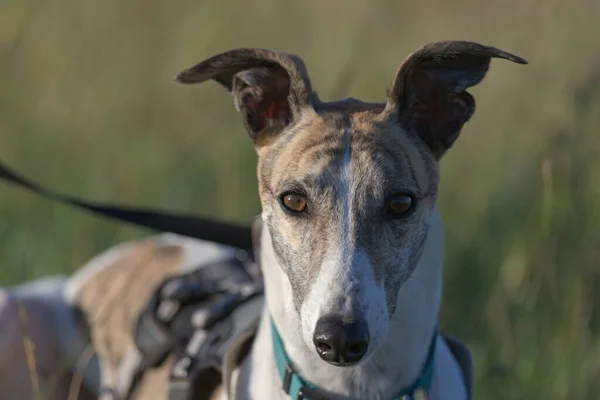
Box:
left=1, top=0, right=600, bottom=398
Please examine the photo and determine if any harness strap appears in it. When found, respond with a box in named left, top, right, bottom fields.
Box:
left=0, top=159, right=253, bottom=250
left=222, top=323, right=261, bottom=400
left=165, top=295, right=264, bottom=400
left=442, top=334, right=474, bottom=400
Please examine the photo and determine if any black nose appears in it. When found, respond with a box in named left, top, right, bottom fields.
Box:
left=312, top=315, right=369, bottom=366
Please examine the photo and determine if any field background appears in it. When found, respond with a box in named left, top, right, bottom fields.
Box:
left=1, top=0, right=600, bottom=398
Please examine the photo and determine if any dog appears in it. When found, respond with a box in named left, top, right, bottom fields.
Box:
left=0, top=41, right=526, bottom=400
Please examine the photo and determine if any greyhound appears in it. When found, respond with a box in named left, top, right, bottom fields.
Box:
left=0, top=41, right=526, bottom=400
left=173, top=40, right=526, bottom=400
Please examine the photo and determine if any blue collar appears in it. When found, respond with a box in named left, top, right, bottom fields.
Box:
left=271, top=318, right=438, bottom=400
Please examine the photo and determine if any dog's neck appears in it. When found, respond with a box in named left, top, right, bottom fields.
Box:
left=252, top=208, right=445, bottom=399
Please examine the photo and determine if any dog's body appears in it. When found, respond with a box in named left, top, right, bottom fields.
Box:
left=0, top=41, right=526, bottom=399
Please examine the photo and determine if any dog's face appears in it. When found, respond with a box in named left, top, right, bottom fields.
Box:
left=177, top=42, right=526, bottom=367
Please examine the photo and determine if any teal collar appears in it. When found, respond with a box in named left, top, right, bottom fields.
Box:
left=270, top=318, right=438, bottom=400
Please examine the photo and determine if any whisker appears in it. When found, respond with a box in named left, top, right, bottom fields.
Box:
left=351, top=365, right=360, bottom=380
left=388, top=320, right=407, bottom=327
left=409, top=283, right=421, bottom=313
left=407, top=275, right=426, bottom=287
left=381, top=338, right=408, bottom=354
left=283, top=304, right=297, bottom=314
left=292, top=324, right=303, bottom=341
left=369, top=355, right=394, bottom=390
left=429, top=219, right=443, bottom=227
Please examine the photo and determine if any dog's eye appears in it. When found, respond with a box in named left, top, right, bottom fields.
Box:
left=281, top=193, right=307, bottom=213
left=386, top=194, right=414, bottom=216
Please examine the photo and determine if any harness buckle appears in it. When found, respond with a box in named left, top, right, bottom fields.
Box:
left=168, top=378, right=191, bottom=400
left=297, top=385, right=328, bottom=400
left=281, top=363, right=327, bottom=400
left=282, top=364, right=293, bottom=393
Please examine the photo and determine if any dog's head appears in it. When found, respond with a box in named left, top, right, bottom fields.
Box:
left=177, top=42, right=526, bottom=367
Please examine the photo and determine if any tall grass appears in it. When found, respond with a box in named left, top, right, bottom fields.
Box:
left=1, top=0, right=599, bottom=398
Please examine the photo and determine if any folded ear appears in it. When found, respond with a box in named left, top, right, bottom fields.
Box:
left=176, top=49, right=314, bottom=145
left=384, top=41, right=527, bottom=158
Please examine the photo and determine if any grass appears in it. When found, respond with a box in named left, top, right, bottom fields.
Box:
left=1, top=0, right=600, bottom=398
left=16, top=301, right=42, bottom=400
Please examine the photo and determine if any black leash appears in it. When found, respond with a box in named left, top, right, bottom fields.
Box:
left=0, top=159, right=253, bottom=250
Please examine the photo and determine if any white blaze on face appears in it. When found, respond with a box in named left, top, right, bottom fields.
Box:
left=299, top=121, right=389, bottom=360
left=300, top=249, right=389, bottom=360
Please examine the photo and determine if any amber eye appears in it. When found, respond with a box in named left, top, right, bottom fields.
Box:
left=386, top=194, right=414, bottom=216
left=281, top=193, right=308, bottom=213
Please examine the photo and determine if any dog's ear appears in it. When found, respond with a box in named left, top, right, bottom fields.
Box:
left=384, top=41, right=527, bottom=158
left=176, top=49, right=314, bottom=145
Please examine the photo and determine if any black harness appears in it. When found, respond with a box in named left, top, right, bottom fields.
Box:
left=132, top=253, right=264, bottom=400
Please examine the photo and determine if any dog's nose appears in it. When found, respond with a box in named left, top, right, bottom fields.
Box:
left=312, top=315, right=369, bottom=366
